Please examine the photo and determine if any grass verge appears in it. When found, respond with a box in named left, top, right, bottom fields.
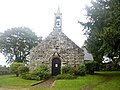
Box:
left=0, top=75, right=38, bottom=89
left=0, top=71, right=120, bottom=90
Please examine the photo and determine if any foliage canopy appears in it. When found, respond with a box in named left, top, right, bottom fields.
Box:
left=0, top=27, right=40, bottom=63
left=80, top=0, right=120, bottom=63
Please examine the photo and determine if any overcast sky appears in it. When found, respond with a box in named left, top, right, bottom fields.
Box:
left=0, top=0, right=91, bottom=66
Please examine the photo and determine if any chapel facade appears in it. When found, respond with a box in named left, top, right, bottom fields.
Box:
left=29, top=8, right=84, bottom=76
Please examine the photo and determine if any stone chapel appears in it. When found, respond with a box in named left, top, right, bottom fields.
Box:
left=29, top=8, right=84, bottom=76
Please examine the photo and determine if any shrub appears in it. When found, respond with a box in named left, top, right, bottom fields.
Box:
left=10, top=62, right=24, bottom=77
left=21, top=73, right=32, bottom=80
left=62, top=64, right=86, bottom=76
left=100, top=62, right=120, bottom=71
left=74, top=64, right=86, bottom=76
left=0, top=66, right=10, bottom=75
left=85, top=61, right=97, bottom=74
left=33, top=65, right=50, bottom=80
left=56, top=74, right=76, bottom=80
left=21, top=72, right=39, bottom=80
left=18, top=66, right=29, bottom=75
left=21, top=65, right=50, bottom=80
left=62, top=65, right=74, bottom=74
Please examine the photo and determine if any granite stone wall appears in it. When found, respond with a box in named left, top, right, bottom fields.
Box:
left=29, top=30, right=84, bottom=72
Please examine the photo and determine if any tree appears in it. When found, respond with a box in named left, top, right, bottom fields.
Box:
left=80, top=0, right=120, bottom=64
left=0, top=27, right=40, bottom=63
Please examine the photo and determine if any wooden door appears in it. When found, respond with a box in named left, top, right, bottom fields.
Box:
left=52, top=58, right=61, bottom=76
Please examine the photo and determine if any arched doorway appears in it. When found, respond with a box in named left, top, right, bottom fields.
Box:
left=52, top=58, right=61, bottom=76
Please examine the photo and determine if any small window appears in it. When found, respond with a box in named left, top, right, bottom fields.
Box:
left=55, top=64, right=58, bottom=67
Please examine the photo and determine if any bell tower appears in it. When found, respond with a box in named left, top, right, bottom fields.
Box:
left=53, top=7, right=62, bottom=31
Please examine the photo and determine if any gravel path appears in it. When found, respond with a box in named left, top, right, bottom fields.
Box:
left=33, top=76, right=56, bottom=87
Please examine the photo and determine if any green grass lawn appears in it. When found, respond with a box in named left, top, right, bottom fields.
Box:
left=53, top=71, right=120, bottom=90
left=93, top=72, right=120, bottom=90
left=0, top=71, right=120, bottom=90
left=0, top=75, right=38, bottom=89
left=53, top=75, right=104, bottom=90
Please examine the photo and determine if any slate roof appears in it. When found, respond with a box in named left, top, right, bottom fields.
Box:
left=82, top=48, right=93, bottom=60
